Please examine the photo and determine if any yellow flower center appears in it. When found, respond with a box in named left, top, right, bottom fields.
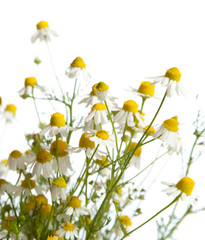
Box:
left=35, top=194, right=48, bottom=207
left=90, top=83, right=98, bottom=96
left=70, top=57, right=86, bottom=69
left=128, top=142, right=142, bottom=157
left=119, top=216, right=132, bottom=226
left=163, top=117, right=179, bottom=132
left=96, top=82, right=109, bottom=92
left=36, top=150, right=52, bottom=163
left=96, top=130, right=109, bottom=140
left=0, top=96, right=2, bottom=106
left=37, top=21, right=49, bottom=29
left=138, top=81, right=155, bottom=97
left=25, top=77, right=37, bottom=87
left=122, top=100, right=138, bottom=113
left=25, top=202, right=35, bottom=211
left=39, top=203, right=52, bottom=218
left=47, top=236, right=57, bottom=240
left=50, top=139, right=68, bottom=157
left=21, top=179, right=36, bottom=189
left=68, top=196, right=82, bottom=208
left=50, top=112, right=66, bottom=127
left=0, top=179, right=7, bottom=187
left=143, top=126, right=156, bottom=134
left=91, top=103, right=106, bottom=111
left=2, top=216, right=15, bottom=230
left=79, top=132, right=95, bottom=149
left=115, top=188, right=122, bottom=195
left=176, top=176, right=195, bottom=196
left=91, top=239, right=100, bottom=240
left=1, top=159, right=8, bottom=165
left=52, top=177, right=67, bottom=188
left=9, top=150, right=22, bottom=159
left=165, top=67, right=181, bottom=82
left=63, top=222, right=75, bottom=231
left=5, top=104, right=17, bottom=114
left=95, top=156, right=109, bottom=166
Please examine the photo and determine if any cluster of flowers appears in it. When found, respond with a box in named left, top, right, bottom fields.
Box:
left=0, top=21, right=197, bottom=240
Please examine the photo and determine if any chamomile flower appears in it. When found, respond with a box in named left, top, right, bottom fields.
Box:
left=114, top=215, right=132, bottom=238
left=0, top=160, right=9, bottom=177
left=71, top=132, right=95, bottom=158
left=51, top=177, right=67, bottom=201
left=154, top=116, right=182, bottom=154
left=127, top=142, right=142, bottom=169
left=60, top=196, right=89, bottom=219
left=79, top=83, right=98, bottom=107
left=65, top=56, right=91, bottom=81
left=85, top=103, right=108, bottom=127
left=162, top=176, right=197, bottom=205
left=20, top=177, right=41, bottom=197
left=114, top=100, right=145, bottom=127
left=39, top=203, right=52, bottom=219
left=8, top=150, right=25, bottom=171
left=49, top=139, right=73, bottom=174
left=151, top=67, right=186, bottom=97
left=47, top=236, right=58, bottom=240
left=96, top=82, right=109, bottom=101
left=0, top=179, right=17, bottom=198
left=31, top=21, right=58, bottom=43
left=56, top=222, right=78, bottom=240
left=4, top=104, right=17, bottom=122
left=130, top=81, right=155, bottom=99
left=95, top=156, right=111, bottom=178
left=40, top=112, right=74, bottom=138
left=88, top=130, right=115, bottom=149
left=32, top=150, right=53, bottom=178
left=19, top=77, right=46, bottom=98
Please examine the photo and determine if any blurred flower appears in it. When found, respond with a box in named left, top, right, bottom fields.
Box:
left=0, top=179, right=17, bottom=198
left=34, top=57, right=41, bottom=64
left=56, top=222, right=78, bottom=240
left=4, top=104, right=17, bottom=122
left=51, top=177, right=67, bottom=201
left=31, top=21, right=58, bottom=43
left=127, top=142, right=142, bottom=169
left=65, top=57, right=91, bottom=81
left=8, top=150, right=25, bottom=171
left=130, top=81, right=155, bottom=99
left=95, top=155, right=111, bottom=177
left=151, top=67, right=186, bottom=97
left=88, top=130, right=115, bottom=148
left=79, top=83, right=98, bottom=107
left=0, top=160, right=9, bottom=177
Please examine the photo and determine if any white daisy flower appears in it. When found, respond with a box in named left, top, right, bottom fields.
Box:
left=19, top=77, right=46, bottom=99
left=151, top=67, right=186, bottom=97
left=79, top=83, right=98, bottom=107
left=24, top=150, right=36, bottom=164
left=40, top=112, right=75, bottom=138
left=154, top=116, right=182, bottom=154
left=95, top=81, right=109, bottom=101
left=3, top=104, right=17, bottom=122
left=71, top=132, right=96, bottom=158
left=113, top=216, right=132, bottom=238
left=31, top=21, right=58, bottom=43
left=20, top=177, right=42, bottom=197
left=56, top=222, right=78, bottom=240
left=65, top=56, right=91, bottom=81
left=85, top=103, right=108, bottom=127
left=162, top=176, right=197, bottom=205
left=51, top=177, right=67, bottom=201
left=95, top=156, right=111, bottom=178
left=0, top=160, right=9, bottom=178
left=114, top=100, right=145, bottom=128
left=8, top=150, right=25, bottom=171
left=129, top=81, right=155, bottom=99
left=127, top=142, right=142, bottom=169
left=88, top=130, right=115, bottom=149
left=32, top=150, right=53, bottom=178
left=0, top=179, right=18, bottom=198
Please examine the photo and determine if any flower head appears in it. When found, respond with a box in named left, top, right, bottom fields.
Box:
left=89, top=130, right=115, bottom=148
left=4, top=104, right=17, bottom=122
left=96, top=81, right=109, bottom=101
left=56, top=222, right=78, bottom=240
left=31, top=21, right=58, bottom=43
left=78, top=83, right=98, bottom=107
left=127, top=142, right=142, bottom=169
left=51, top=177, right=67, bottom=201
left=8, top=150, right=25, bottom=171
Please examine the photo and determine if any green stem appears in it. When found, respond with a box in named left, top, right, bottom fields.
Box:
left=120, top=195, right=181, bottom=239
left=32, top=88, right=41, bottom=124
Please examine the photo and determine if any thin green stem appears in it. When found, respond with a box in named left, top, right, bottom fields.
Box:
left=32, top=88, right=41, bottom=124
left=120, top=195, right=181, bottom=239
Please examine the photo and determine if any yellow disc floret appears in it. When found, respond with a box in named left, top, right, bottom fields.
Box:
left=70, top=57, right=86, bottom=69
left=163, top=117, right=179, bottom=132
left=25, top=202, right=35, bottom=211
left=50, top=112, right=66, bottom=127
left=119, top=216, right=132, bottom=226
left=35, top=194, right=48, bottom=207
left=176, top=176, right=195, bottom=196
left=21, top=179, right=36, bottom=189
left=143, top=126, right=156, bottom=134
left=90, top=83, right=98, bottom=96
left=165, top=67, right=181, bottom=82
left=9, top=150, right=22, bottom=159
left=122, top=100, right=138, bottom=113
left=96, top=82, right=109, bottom=92
left=36, top=150, right=52, bottom=164
left=68, top=196, right=82, bottom=208
left=52, top=177, right=67, bottom=188
left=96, top=130, right=109, bottom=140
left=5, top=104, right=17, bottom=115
left=39, top=203, right=52, bottom=218
left=138, top=81, right=155, bottom=97
left=50, top=139, right=68, bottom=157
left=37, top=21, right=49, bottom=29
left=95, top=156, right=109, bottom=166
left=128, top=142, right=142, bottom=157
left=63, top=222, right=75, bottom=231
left=79, top=132, right=95, bottom=149
left=91, top=103, right=106, bottom=111
left=47, top=236, right=57, bottom=240
left=2, top=216, right=15, bottom=230
left=25, top=77, right=37, bottom=87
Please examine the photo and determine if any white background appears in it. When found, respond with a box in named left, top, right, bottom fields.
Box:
left=1, top=0, right=205, bottom=239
